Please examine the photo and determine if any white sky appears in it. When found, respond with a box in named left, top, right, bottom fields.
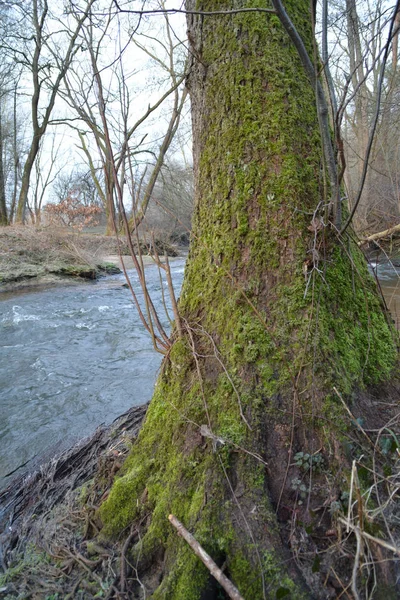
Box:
left=13, top=0, right=190, bottom=206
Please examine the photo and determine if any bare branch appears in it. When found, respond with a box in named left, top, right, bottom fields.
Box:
left=113, top=3, right=276, bottom=17
left=168, top=514, right=245, bottom=600
left=341, top=0, right=400, bottom=234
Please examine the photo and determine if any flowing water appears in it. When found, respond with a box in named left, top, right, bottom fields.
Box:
left=0, top=260, right=185, bottom=488
left=1, top=256, right=399, bottom=489
left=368, top=259, right=400, bottom=328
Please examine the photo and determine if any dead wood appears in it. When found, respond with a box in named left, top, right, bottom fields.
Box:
left=358, top=222, right=400, bottom=245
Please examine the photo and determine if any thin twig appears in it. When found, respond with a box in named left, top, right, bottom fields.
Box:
left=333, top=387, right=377, bottom=450
left=195, top=325, right=251, bottom=430
left=347, top=460, right=357, bottom=534
left=341, top=0, right=400, bottom=234
left=165, top=252, right=183, bottom=338
left=168, top=514, right=245, bottom=600
left=113, top=2, right=276, bottom=17
left=217, top=456, right=266, bottom=599
left=185, top=323, right=212, bottom=431
left=351, top=527, right=362, bottom=600
left=339, top=518, right=400, bottom=557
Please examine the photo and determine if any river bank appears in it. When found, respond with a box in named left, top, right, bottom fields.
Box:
left=0, top=226, right=180, bottom=292
left=0, top=404, right=148, bottom=599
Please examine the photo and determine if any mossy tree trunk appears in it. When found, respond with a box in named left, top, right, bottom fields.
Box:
left=100, top=1, right=398, bottom=597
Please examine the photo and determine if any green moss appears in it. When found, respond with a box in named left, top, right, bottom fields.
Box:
left=97, top=262, right=122, bottom=274
left=152, top=547, right=210, bottom=600
left=0, top=544, right=50, bottom=587
left=100, top=337, right=212, bottom=537
left=77, top=481, right=92, bottom=505
left=99, top=1, right=398, bottom=596
left=317, top=243, right=397, bottom=394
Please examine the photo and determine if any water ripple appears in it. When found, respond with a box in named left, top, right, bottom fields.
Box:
left=0, top=259, right=185, bottom=484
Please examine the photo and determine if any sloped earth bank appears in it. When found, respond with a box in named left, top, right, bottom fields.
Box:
left=0, top=226, right=178, bottom=291
left=0, top=227, right=121, bottom=290
left=1, top=381, right=400, bottom=599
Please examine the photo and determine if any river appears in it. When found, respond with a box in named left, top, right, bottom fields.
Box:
left=370, top=259, right=400, bottom=328
left=1, top=256, right=399, bottom=489
left=0, top=260, right=185, bottom=488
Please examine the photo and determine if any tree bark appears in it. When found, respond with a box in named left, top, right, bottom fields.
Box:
left=9, top=81, right=19, bottom=223
left=345, top=0, right=371, bottom=231
left=15, top=136, right=40, bottom=223
left=0, top=107, right=8, bottom=225
left=100, top=2, right=398, bottom=598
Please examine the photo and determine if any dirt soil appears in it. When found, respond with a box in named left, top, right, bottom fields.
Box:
left=0, top=226, right=179, bottom=292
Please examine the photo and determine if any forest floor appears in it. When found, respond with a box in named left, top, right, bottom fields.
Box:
left=1, top=381, right=400, bottom=599
left=0, top=226, right=179, bottom=292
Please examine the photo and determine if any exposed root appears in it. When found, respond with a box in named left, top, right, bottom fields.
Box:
left=0, top=404, right=147, bottom=599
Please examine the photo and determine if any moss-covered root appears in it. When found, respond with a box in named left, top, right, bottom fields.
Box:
left=100, top=385, right=304, bottom=599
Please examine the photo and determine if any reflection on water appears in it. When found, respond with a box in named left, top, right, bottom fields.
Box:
left=0, top=260, right=185, bottom=486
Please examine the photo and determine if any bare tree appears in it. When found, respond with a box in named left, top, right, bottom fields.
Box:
left=27, top=132, right=65, bottom=224
left=59, top=0, right=188, bottom=237
left=1, top=0, right=95, bottom=223
left=52, top=167, right=103, bottom=208
left=0, top=94, right=8, bottom=226
left=0, top=5, right=22, bottom=226
left=142, top=160, right=193, bottom=242
left=326, top=0, right=400, bottom=233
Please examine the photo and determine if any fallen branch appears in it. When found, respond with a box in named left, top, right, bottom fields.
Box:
left=358, top=223, right=400, bottom=245
left=168, top=514, right=245, bottom=600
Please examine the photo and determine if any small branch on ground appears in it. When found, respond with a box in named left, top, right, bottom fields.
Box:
left=168, top=514, right=245, bottom=600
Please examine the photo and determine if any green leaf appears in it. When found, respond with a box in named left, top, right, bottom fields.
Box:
left=312, top=554, right=321, bottom=573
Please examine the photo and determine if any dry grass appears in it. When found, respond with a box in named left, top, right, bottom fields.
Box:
left=0, top=225, right=179, bottom=288
left=0, top=226, right=125, bottom=285
left=0, top=405, right=148, bottom=599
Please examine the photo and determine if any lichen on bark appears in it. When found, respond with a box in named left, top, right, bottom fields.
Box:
left=100, top=1, right=398, bottom=597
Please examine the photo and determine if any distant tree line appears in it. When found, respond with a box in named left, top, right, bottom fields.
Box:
left=0, top=0, right=399, bottom=241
